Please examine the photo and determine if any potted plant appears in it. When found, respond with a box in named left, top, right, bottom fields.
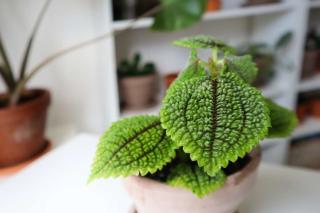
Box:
left=0, top=1, right=52, bottom=167
left=239, top=31, right=293, bottom=87
left=89, top=35, right=297, bottom=213
left=118, top=53, right=157, bottom=109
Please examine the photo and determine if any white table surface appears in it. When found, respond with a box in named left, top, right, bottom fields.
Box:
left=0, top=134, right=320, bottom=213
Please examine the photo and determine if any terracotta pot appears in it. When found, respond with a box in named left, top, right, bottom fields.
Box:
left=164, top=73, right=178, bottom=89
left=207, top=0, right=221, bottom=12
left=302, top=50, right=319, bottom=79
left=119, top=74, right=156, bottom=109
left=0, top=89, right=50, bottom=167
left=296, top=103, right=308, bottom=122
left=124, top=148, right=261, bottom=213
left=311, top=99, right=320, bottom=118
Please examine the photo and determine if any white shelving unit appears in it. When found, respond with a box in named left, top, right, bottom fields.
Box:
left=112, top=2, right=293, bottom=31
left=299, top=74, right=320, bottom=92
left=104, top=0, right=320, bottom=164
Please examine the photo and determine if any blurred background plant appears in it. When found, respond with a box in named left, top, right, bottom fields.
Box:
left=238, top=31, right=293, bottom=87
left=0, top=0, right=207, bottom=107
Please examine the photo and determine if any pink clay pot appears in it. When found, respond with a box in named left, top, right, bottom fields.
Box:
left=119, top=74, right=156, bottom=110
left=124, top=148, right=261, bottom=213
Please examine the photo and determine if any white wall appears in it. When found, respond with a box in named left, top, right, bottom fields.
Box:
left=0, top=0, right=116, bottom=133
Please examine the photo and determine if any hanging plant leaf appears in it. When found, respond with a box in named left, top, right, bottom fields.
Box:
left=173, top=35, right=236, bottom=53
left=225, top=54, right=258, bottom=84
left=89, top=115, right=178, bottom=182
left=167, top=163, right=226, bottom=198
left=151, top=0, right=207, bottom=31
left=160, top=71, right=270, bottom=176
left=265, top=98, right=298, bottom=138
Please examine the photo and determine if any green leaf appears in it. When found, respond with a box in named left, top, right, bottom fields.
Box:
left=167, top=163, right=226, bottom=198
left=225, top=54, right=258, bottom=84
left=173, top=35, right=235, bottom=53
left=266, top=98, right=298, bottom=138
left=89, top=115, right=178, bottom=182
left=0, top=35, right=15, bottom=91
left=160, top=71, right=270, bottom=175
left=176, top=49, right=206, bottom=82
left=19, top=0, right=51, bottom=80
left=275, top=31, right=293, bottom=50
left=151, top=0, right=207, bottom=31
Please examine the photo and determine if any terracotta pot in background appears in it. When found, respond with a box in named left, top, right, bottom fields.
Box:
left=207, top=0, right=221, bottom=12
left=164, top=73, right=178, bottom=89
left=124, top=148, right=261, bottom=213
left=119, top=74, right=157, bottom=110
left=0, top=89, right=50, bottom=167
left=311, top=99, right=320, bottom=118
left=302, top=50, right=319, bottom=79
left=296, top=103, right=308, bottom=123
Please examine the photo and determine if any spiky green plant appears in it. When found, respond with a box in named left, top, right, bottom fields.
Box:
left=118, top=53, right=156, bottom=77
left=89, top=35, right=298, bottom=198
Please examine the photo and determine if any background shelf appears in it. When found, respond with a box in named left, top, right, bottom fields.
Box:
left=112, top=2, right=292, bottom=31
left=293, top=118, right=320, bottom=138
left=299, top=74, right=320, bottom=93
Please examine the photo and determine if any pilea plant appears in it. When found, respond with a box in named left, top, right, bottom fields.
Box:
left=89, top=35, right=297, bottom=198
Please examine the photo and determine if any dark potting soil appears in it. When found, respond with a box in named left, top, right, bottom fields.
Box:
left=146, top=153, right=252, bottom=182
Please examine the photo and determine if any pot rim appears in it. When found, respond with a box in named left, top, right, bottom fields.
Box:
left=0, top=88, right=50, bottom=114
left=124, top=146, right=261, bottom=191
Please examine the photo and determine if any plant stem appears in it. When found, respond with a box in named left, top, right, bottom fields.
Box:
left=9, top=4, right=162, bottom=106
left=210, top=47, right=219, bottom=79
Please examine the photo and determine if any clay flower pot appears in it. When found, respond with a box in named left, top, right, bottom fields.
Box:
left=119, top=74, right=156, bottom=110
left=164, top=73, right=179, bottom=89
left=311, top=99, right=320, bottom=118
left=0, top=89, right=50, bottom=167
left=124, top=148, right=261, bottom=213
left=206, top=0, right=221, bottom=12
left=302, top=50, right=319, bottom=79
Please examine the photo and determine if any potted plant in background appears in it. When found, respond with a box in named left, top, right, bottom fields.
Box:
left=0, top=1, right=51, bottom=167
left=89, top=35, right=297, bottom=213
left=0, top=0, right=208, bottom=168
left=118, top=53, right=157, bottom=109
left=238, top=31, right=293, bottom=87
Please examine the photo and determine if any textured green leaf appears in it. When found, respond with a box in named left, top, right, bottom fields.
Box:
left=167, top=163, right=226, bottom=198
left=160, top=71, right=270, bottom=175
left=176, top=49, right=207, bottom=82
left=266, top=98, right=298, bottom=138
left=225, top=54, right=258, bottom=84
left=173, top=35, right=235, bottom=53
left=151, top=0, right=207, bottom=31
left=89, top=115, right=178, bottom=182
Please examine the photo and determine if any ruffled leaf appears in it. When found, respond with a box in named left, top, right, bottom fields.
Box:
left=89, top=115, right=178, bottom=182
left=167, top=163, right=226, bottom=198
left=152, top=0, right=207, bottom=31
left=160, top=71, right=270, bottom=175
left=225, top=54, right=258, bottom=84
left=266, top=98, right=298, bottom=138
left=173, top=35, right=235, bottom=53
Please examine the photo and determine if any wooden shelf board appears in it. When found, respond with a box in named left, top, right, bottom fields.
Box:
left=112, top=2, right=292, bottom=31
